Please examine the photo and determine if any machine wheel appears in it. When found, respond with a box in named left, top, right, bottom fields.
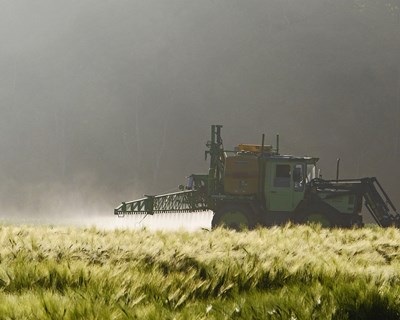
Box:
left=304, top=213, right=332, bottom=227
left=212, top=205, right=255, bottom=230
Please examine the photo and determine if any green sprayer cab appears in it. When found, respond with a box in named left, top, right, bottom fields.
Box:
left=115, top=125, right=400, bottom=229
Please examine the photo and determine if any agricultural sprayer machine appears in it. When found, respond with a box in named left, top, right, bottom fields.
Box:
left=115, top=125, right=400, bottom=229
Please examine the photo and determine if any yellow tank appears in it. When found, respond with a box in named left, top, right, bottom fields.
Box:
left=224, top=154, right=259, bottom=195
left=236, top=144, right=272, bottom=154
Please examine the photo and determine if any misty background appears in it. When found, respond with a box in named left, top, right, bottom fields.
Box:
left=0, top=0, right=399, bottom=220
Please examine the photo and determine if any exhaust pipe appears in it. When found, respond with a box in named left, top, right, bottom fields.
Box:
left=336, top=158, right=340, bottom=181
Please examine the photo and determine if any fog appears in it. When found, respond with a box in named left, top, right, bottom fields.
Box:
left=0, top=0, right=399, bottom=224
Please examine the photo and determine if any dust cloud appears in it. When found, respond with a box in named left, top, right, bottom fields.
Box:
left=0, top=0, right=399, bottom=226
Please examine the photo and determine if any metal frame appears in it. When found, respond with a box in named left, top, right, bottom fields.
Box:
left=114, top=190, right=208, bottom=216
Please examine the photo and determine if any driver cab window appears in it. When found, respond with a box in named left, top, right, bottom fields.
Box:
left=307, top=164, right=316, bottom=182
left=274, top=164, right=291, bottom=188
left=293, top=164, right=305, bottom=191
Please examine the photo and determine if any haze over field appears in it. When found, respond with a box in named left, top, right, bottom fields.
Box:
left=0, top=0, right=399, bottom=223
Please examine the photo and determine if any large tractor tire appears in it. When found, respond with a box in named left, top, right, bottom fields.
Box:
left=212, top=205, right=255, bottom=230
left=303, top=213, right=332, bottom=227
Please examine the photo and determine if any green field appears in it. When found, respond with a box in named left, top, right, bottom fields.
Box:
left=0, top=223, right=400, bottom=319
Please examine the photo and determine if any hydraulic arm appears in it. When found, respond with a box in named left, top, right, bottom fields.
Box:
left=311, top=177, right=400, bottom=227
left=362, top=177, right=400, bottom=227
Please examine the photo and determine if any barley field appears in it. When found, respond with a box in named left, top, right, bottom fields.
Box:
left=0, top=223, right=399, bottom=319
